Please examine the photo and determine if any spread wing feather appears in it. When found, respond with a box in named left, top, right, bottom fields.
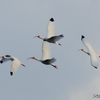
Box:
left=46, top=18, right=55, bottom=38
left=10, top=57, right=21, bottom=73
left=81, top=36, right=99, bottom=68
left=41, top=41, right=50, bottom=60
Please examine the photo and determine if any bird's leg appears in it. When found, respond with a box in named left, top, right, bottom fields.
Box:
left=56, top=42, right=61, bottom=46
left=21, top=63, right=26, bottom=67
left=50, top=64, right=58, bottom=69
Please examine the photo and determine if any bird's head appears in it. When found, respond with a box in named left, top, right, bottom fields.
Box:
left=27, top=56, right=36, bottom=60
left=78, top=48, right=84, bottom=51
left=0, top=55, right=11, bottom=64
left=33, top=35, right=43, bottom=39
left=0, top=55, right=11, bottom=59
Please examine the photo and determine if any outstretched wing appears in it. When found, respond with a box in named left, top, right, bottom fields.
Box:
left=81, top=35, right=96, bottom=54
left=41, top=41, right=50, bottom=60
left=46, top=18, right=55, bottom=38
left=81, top=35, right=99, bottom=68
left=0, top=58, right=10, bottom=63
left=10, top=57, right=21, bottom=75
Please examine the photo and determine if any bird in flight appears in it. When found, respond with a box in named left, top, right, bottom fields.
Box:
left=27, top=18, right=57, bottom=69
left=0, top=55, right=26, bottom=75
left=33, top=18, right=64, bottom=46
left=80, top=35, right=99, bottom=69
left=27, top=41, right=57, bottom=69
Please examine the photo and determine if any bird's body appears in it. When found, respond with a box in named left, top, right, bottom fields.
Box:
left=27, top=39, right=57, bottom=68
left=33, top=18, right=64, bottom=46
left=81, top=35, right=99, bottom=69
left=43, top=34, right=64, bottom=45
left=41, top=58, right=56, bottom=65
left=27, top=56, right=57, bottom=69
left=27, top=18, right=57, bottom=69
left=0, top=55, right=25, bottom=75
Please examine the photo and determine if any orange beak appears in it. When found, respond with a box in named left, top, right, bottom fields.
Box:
left=33, top=36, right=39, bottom=38
left=0, top=56, right=4, bottom=58
left=27, top=57, right=34, bottom=60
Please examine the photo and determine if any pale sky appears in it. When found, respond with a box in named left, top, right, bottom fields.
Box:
left=0, top=0, right=100, bottom=100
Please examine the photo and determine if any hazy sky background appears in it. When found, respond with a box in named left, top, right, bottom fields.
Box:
left=0, top=0, right=100, bottom=100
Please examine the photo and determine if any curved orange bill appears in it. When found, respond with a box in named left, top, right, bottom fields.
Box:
left=78, top=49, right=82, bottom=51
left=0, top=56, right=4, bottom=58
left=33, top=36, right=38, bottom=38
left=27, top=57, right=34, bottom=60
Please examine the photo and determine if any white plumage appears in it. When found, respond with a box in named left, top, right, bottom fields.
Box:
left=11, top=57, right=21, bottom=74
left=46, top=18, right=55, bottom=38
left=33, top=18, right=64, bottom=46
left=0, top=55, right=25, bottom=75
left=27, top=41, right=57, bottom=68
left=41, top=18, right=54, bottom=60
left=42, top=41, right=50, bottom=60
left=27, top=18, right=57, bottom=69
left=81, top=35, right=99, bottom=69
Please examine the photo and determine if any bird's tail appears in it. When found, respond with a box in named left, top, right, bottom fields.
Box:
left=50, top=57, right=56, bottom=63
left=60, top=34, right=64, bottom=37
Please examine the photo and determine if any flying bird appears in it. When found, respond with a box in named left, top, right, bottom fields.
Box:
left=27, top=18, right=57, bottom=69
left=33, top=18, right=64, bottom=46
left=27, top=41, right=57, bottom=69
left=0, top=55, right=26, bottom=75
left=81, top=35, right=99, bottom=69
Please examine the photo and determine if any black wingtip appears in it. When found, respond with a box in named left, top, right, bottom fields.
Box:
left=81, top=35, right=85, bottom=40
left=94, top=66, right=98, bottom=69
left=60, top=34, right=64, bottom=37
left=0, top=60, right=3, bottom=64
left=10, top=72, right=13, bottom=76
left=50, top=18, right=54, bottom=22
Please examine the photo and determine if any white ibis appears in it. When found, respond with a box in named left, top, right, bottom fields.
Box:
left=27, top=41, right=57, bottom=69
left=33, top=18, right=64, bottom=46
left=81, top=35, right=99, bottom=69
left=0, top=55, right=26, bottom=75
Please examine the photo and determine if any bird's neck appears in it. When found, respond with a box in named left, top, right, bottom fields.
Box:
left=43, top=38, right=48, bottom=41
left=34, top=57, right=41, bottom=62
left=82, top=50, right=90, bottom=55
left=39, top=36, right=44, bottom=40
